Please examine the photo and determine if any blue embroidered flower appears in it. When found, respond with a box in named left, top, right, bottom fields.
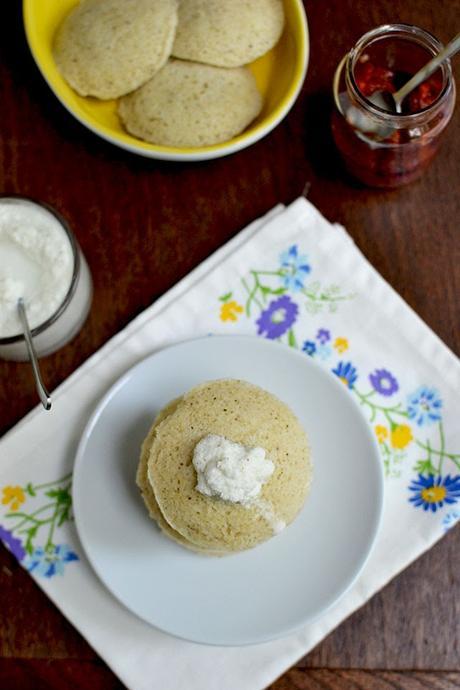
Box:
left=369, top=368, right=399, bottom=397
left=332, top=361, right=358, bottom=389
left=279, top=245, right=311, bottom=292
left=302, top=340, right=316, bottom=356
left=0, top=525, right=25, bottom=561
left=443, top=511, right=460, bottom=531
left=256, top=296, right=298, bottom=339
left=408, top=474, right=460, bottom=512
left=407, top=386, right=443, bottom=426
left=316, top=328, right=331, bottom=344
left=23, top=544, right=79, bottom=577
left=316, top=343, right=333, bottom=361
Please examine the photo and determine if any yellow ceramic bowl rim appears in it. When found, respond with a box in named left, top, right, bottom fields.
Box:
left=23, top=0, right=309, bottom=161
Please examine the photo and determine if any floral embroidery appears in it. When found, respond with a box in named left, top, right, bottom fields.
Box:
left=220, top=300, right=243, bottom=322
left=375, top=425, right=388, bottom=443
left=316, top=328, right=331, bottom=344
left=0, top=473, right=78, bottom=576
left=0, top=525, right=26, bottom=561
left=332, top=361, right=358, bottom=389
left=23, top=544, right=78, bottom=578
left=218, top=244, right=459, bottom=527
left=390, top=424, right=413, bottom=450
left=279, top=245, right=311, bottom=292
left=256, top=295, right=298, bottom=340
left=2, top=486, right=26, bottom=512
left=443, top=511, right=460, bottom=531
left=407, top=386, right=443, bottom=426
left=302, top=340, right=316, bottom=356
left=409, top=474, right=460, bottom=512
left=369, top=369, right=399, bottom=397
left=334, top=337, right=349, bottom=353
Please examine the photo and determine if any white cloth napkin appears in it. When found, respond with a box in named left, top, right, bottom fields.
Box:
left=1, top=199, right=459, bottom=690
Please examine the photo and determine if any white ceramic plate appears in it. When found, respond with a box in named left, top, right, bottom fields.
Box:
left=73, top=335, right=383, bottom=645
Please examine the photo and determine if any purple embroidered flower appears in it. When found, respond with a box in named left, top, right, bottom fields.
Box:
left=316, top=328, right=331, bottom=344
left=256, top=296, right=298, bottom=339
left=302, top=340, right=316, bottom=356
left=279, top=246, right=311, bottom=292
left=332, top=361, right=358, bottom=389
left=407, top=386, right=443, bottom=426
left=0, top=525, right=25, bottom=561
left=369, top=368, right=399, bottom=397
left=23, top=544, right=79, bottom=578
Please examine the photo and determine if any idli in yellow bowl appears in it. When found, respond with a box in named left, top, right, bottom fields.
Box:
left=23, top=0, right=309, bottom=161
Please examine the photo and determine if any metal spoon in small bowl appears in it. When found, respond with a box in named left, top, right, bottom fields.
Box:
left=17, top=298, right=52, bottom=410
left=370, top=32, right=460, bottom=113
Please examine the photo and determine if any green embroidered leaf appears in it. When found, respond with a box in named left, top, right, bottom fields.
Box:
left=219, top=292, right=232, bottom=303
left=24, top=483, right=36, bottom=497
left=269, top=287, right=287, bottom=295
left=288, top=329, right=297, bottom=348
left=414, top=459, right=438, bottom=475
left=45, top=488, right=71, bottom=505
left=57, top=506, right=70, bottom=527
left=307, top=281, right=320, bottom=295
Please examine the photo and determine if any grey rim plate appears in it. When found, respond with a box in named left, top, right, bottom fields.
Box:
left=73, top=335, right=384, bottom=646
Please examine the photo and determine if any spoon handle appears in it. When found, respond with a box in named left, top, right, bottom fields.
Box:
left=394, top=33, right=460, bottom=108
left=17, top=298, right=52, bottom=411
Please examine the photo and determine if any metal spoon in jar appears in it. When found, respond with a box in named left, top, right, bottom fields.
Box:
left=370, top=32, right=460, bottom=113
left=17, top=298, right=52, bottom=410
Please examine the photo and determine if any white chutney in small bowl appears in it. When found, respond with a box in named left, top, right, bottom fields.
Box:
left=0, top=197, right=92, bottom=361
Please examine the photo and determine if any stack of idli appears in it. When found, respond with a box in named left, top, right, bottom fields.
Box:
left=53, top=0, right=286, bottom=147
left=136, top=379, right=312, bottom=555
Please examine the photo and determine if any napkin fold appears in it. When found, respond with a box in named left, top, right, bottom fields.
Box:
left=1, top=199, right=459, bottom=690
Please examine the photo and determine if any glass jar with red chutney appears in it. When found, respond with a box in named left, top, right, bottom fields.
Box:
left=331, top=24, right=456, bottom=188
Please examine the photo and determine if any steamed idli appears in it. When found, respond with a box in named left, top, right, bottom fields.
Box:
left=118, top=59, right=262, bottom=147
left=172, top=0, right=285, bottom=68
left=145, top=379, right=312, bottom=553
left=54, top=0, right=179, bottom=99
left=137, top=398, right=226, bottom=555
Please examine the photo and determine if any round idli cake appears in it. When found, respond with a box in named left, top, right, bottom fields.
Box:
left=118, top=60, right=262, bottom=147
left=137, top=379, right=312, bottom=555
left=172, top=0, right=285, bottom=68
left=53, top=0, right=179, bottom=99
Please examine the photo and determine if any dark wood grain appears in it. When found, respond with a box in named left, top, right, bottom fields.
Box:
left=269, top=670, right=460, bottom=690
left=0, top=0, right=459, bottom=688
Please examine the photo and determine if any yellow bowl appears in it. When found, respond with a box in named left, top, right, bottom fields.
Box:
left=23, top=0, right=309, bottom=161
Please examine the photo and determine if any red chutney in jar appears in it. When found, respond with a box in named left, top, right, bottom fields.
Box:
left=331, top=25, right=456, bottom=188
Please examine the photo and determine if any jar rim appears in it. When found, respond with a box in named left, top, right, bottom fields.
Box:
left=0, top=195, right=81, bottom=345
left=346, top=23, right=454, bottom=125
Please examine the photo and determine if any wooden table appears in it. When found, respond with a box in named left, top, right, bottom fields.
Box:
left=1, top=1, right=459, bottom=688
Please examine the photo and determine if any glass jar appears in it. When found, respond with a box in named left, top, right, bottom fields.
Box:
left=0, top=197, right=93, bottom=361
left=331, top=24, right=456, bottom=188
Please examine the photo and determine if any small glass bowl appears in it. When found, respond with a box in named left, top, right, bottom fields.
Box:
left=0, top=197, right=93, bottom=361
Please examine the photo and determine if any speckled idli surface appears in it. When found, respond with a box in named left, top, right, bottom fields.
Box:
left=53, top=0, right=178, bottom=99
left=172, top=0, right=285, bottom=68
left=136, top=398, right=226, bottom=555
left=145, top=379, right=312, bottom=553
left=118, top=59, right=262, bottom=147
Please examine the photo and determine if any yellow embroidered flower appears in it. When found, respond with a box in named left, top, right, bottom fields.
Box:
left=375, top=425, right=388, bottom=443
left=220, top=300, right=244, bottom=323
left=391, top=424, right=413, bottom=450
left=334, top=337, right=349, bottom=353
left=2, top=485, right=26, bottom=511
